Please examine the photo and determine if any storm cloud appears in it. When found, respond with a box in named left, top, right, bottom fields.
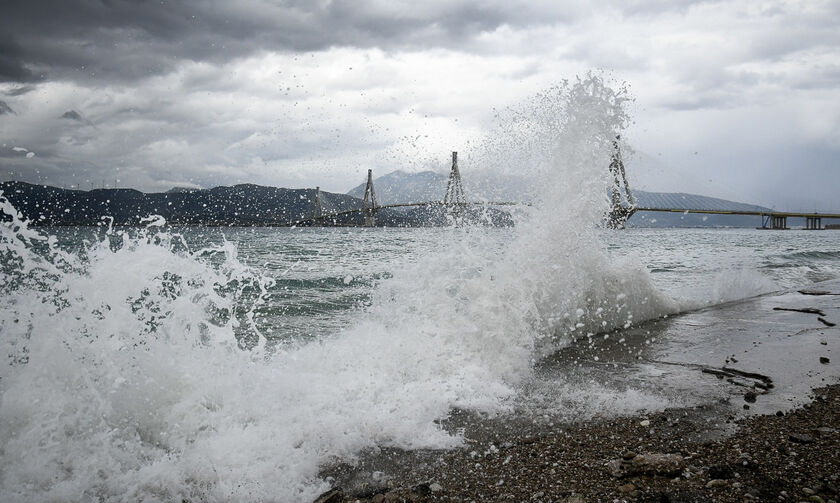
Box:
left=60, top=110, right=83, bottom=121
left=0, top=0, right=838, bottom=211
left=0, top=0, right=580, bottom=84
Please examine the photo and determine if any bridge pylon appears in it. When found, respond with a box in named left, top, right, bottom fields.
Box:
left=606, top=136, right=636, bottom=229
left=362, top=169, right=378, bottom=227
left=311, top=186, right=323, bottom=225
left=444, top=151, right=466, bottom=220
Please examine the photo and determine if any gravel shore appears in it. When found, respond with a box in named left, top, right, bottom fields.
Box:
left=316, top=283, right=840, bottom=503
left=319, top=383, right=840, bottom=503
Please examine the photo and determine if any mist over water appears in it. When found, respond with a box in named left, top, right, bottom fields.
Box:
left=2, top=76, right=839, bottom=502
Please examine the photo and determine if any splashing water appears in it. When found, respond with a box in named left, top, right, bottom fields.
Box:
left=0, top=76, right=676, bottom=502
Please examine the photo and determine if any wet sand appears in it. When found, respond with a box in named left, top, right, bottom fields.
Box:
left=318, top=281, right=840, bottom=503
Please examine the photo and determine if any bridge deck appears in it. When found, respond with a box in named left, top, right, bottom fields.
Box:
left=284, top=200, right=523, bottom=226
left=285, top=202, right=840, bottom=228
left=635, top=207, right=840, bottom=219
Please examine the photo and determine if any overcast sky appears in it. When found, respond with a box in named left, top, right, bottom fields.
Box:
left=1, top=0, right=838, bottom=211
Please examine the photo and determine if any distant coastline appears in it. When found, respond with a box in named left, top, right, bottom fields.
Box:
left=0, top=181, right=512, bottom=228
left=2, top=179, right=837, bottom=229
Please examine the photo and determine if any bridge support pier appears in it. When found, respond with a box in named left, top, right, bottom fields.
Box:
left=364, top=209, right=376, bottom=227
left=311, top=186, right=323, bottom=226
left=806, top=216, right=822, bottom=230
left=771, top=215, right=788, bottom=229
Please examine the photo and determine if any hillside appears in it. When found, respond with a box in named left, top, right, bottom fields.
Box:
left=3, top=177, right=833, bottom=229
left=630, top=191, right=771, bottom=228
left=347, top=170, right=445, bottom=205
left=0, top=181, right=362, bottom=226
left=346, top=170, right=835, bottom=228
left=0, top=181, right=511, bottom=227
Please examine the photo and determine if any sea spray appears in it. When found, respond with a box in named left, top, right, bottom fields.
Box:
left=1, top=205, right=281, bottom=500
left=1, top=76, right=677, bottom=502
left=462, top=75, right=676, bottom=349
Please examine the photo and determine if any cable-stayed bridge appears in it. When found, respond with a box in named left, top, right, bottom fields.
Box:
left=287, top=152, right=520, bottom=227
left=288, top=146, right=840, bottom=229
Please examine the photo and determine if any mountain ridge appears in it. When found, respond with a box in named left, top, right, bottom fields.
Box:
left=2, top=177, right=834, bottom=228
left=345, top=170, right=838, bottom=228
left=0, top=181, right=361, bottom=226
left=0, top=181, right=512, bottom=227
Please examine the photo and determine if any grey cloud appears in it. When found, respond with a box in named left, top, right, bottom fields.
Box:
left=0, top=35, right=41, bottom=83
left=619, top=0, right=710, bottom=16
left=0, top=100, right=15, bottom=115
left=0, top=0, right=571, bottom=84
left=0, top=145, right=28, bottom=159
left=60, top=110, right=84, bottom=121
left=4, top=85, right=35, bottom=96
left=789, top=65, right=840, bottom=91
left=744, top=20, right=840, bottom=64
left=1, top=0, right=838, bottom=210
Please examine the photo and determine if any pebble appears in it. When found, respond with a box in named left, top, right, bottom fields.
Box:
left=608, top=452, right=685, bottom=478
left=617, top=483, right=635, bottom=493
left=708, top=464, right=734, bottom=479
left=429, top=483, right=442, bottom=493
left=639, top=420, right=651, bottom=427
left=820, top=357, right=830, bottom=364
left=412, top=483, right=432, bottom=496
left=383, top=493, right=404, bottom=503
left=312, top=489, right=343, bottom=503
left=789, top=433, right=814, bottom=444
left=338, top=385, right=840, bottom=503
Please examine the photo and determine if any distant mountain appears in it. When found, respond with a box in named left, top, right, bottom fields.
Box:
left=4, top=178, right=830, bottom=229
left=0, top=181, right=363, bottom=226
left=634, top=192, right=769, bottom=213
left=346, top=170, right=838, bottom=228
left=345, top=170, right=514, bottom=226
left=166, top=186, right=201, bottom=193
left=346, top=169, right=530, bottom=205
left=630, top=191, right=771, bottom=228
left=0, top=181, right=512, bottom=228
left=347, top=170, right=446, bottom=204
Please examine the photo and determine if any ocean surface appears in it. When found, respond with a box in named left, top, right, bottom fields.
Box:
left=2, top=78, right=840, bottom=501
left=2, top=219, right=839, bottom=502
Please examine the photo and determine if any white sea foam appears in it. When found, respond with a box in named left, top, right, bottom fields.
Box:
left=0, top=75, right=678, bottom=502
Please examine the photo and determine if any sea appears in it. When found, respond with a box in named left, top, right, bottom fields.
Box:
left=2, top=219, right=839, bottom=502
left=2, top=78, right=840, bottom=502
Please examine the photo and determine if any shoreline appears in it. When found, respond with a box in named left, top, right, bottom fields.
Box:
left=320, top=383, right=839, bottom=503
left=317, top=282, right=840, bottom=503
